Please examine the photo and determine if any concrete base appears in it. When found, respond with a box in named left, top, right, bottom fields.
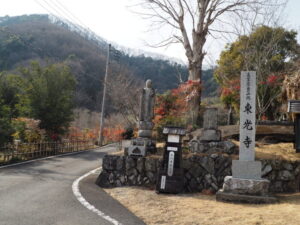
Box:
left=216, top=190, right=277, bottom=204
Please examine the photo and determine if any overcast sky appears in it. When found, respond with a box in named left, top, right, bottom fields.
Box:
left=1, top=0, right=300, bottom=66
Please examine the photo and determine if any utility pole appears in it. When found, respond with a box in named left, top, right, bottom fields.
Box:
left=99, top=44, right=111, bottom=146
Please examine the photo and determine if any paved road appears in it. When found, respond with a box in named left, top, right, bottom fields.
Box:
left=0, top=146, right=145, bottom=225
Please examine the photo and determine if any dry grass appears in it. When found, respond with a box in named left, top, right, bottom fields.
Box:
left=256, top=142, right=300, bottom=161
left=104, top=187, right=300, bottom=225
left=231, top=140, right=300, bottom=162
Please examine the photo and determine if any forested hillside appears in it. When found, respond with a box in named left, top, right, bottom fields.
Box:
left=0, top=14, right=218, bottom=111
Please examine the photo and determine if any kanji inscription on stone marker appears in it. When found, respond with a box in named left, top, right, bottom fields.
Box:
left=239, top=71, right=256, bottom=161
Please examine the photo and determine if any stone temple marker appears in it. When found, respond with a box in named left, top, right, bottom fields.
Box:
left=126, top=79, right=156, bottom=157
left=216, top=71, right=276, bottom=203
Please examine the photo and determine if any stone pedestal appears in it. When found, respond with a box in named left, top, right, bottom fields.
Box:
left=126, top=137, right=156, bottom=157
left=232, top=160, right=262, bottom=179
left=216, top=176, right=277, bottom=204
left=138, top=121, right=154, bottom=138
left=199, top=129, right=221, bottom=142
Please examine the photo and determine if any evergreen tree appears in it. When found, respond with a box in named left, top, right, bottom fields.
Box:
left=21, top=62, right=76, bottom=138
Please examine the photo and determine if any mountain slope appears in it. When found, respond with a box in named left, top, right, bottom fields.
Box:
left=0, top=14, right=218, bottom=110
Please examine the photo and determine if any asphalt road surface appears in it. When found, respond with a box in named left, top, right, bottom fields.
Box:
left=0, top=145, right=145, bottom=225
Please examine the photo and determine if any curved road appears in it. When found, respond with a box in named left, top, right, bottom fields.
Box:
left=0, top=145, right=145, bottom=225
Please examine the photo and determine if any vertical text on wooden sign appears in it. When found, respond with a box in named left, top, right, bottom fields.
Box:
left=167, top=152, right=175, bottom=176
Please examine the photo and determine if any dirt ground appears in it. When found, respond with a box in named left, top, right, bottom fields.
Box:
left=104, top=142, right=300, bottom=225
left=104, top=187, right=300, bottom=225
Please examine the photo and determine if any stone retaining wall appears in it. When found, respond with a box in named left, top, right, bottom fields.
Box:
left=96, top=154, right=300, bottom=193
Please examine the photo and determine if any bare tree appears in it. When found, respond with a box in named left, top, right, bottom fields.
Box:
left=134, top=0, right=286, bottom=124
left=106, top=63, right=143, bottom=128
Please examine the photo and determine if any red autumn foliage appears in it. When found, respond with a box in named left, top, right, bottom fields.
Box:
left=220, top=79, right=240, bottom=107
left=154, top=80, right=201, bottom=125
left=103, top=126, right=125, bottom=142
left=266, top=74, right=283, bottom=86
left=68, top=125, right=125, bottom=143
left=261, top=114, right=268, bottom=121
left=68, top=126, right=98, bottom=141
left=50, top=133, right=59, bottom=141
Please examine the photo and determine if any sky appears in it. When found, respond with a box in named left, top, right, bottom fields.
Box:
left=1, top=0, right=300, bottom=66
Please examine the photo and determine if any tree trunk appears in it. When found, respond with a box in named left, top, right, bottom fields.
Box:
left=187, top=60, right=202, bottom=126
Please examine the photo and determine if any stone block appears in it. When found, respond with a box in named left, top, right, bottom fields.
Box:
left=128, top=137, right=156, bottom=156
left=189, top=165, right=204, bottom=177
left=138, top=121, right=154, bottom=130
left=199, top=156, right=214, bottom=174
left=125, top=157, right=136, bottom=170
left=146, top=171, right=156, bottom=183
left=295, top=165, right=300, bottom=175
left=278, top=170, right=295, bottom=181
left=138, top=130, right=152, bottom=138
left=116, top=156, right=125, bottom=171
left=189, top=140, right=199, bottom=152
left=190, top=140, right=238, bottom=154
left=232, top=160, right=262, bottom=179
left=136, top=157, right=145, bottom=173
left=145, top=158, right=157, bottom=172
left=199, top=129, right=221, bottom=142
left=262, top=164, right=272, bottom=176
left=203, top=108, right=218, bottom=130
left=283, top=162, right=293, bottom=171
left=102, top=155, right=117, bottom=171
left=95, top=171, right=111, bottom=188
left=216, top=190, right=277, bottom=204
left=128, top=145, right=146, bottom=157
left=222, top=176, right=270, bottom=196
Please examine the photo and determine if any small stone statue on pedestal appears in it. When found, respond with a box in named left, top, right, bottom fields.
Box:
left=126, top=80, right=156, bottom=157
left=138, top=79, right=155, bottom=138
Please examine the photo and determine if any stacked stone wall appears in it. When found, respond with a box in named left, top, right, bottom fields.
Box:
left=96, top=154, right=300, bottom=193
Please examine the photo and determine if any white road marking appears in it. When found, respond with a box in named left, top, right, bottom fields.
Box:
left=72, top=167, right=122, bottom=225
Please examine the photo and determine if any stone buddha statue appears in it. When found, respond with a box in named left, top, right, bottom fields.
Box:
left=138, top=79, right=155, bottom=138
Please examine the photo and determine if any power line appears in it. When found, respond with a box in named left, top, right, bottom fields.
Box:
left=51, top=0, right=89, bottom=28
left=35, top=0, right=83, bottom=31
left=31, top=0, right=111, bottom=86
left=34, top=0, right=106, bottom=48
left=40, top=0, right=71, bottom=22
left=34, top=0, right=56, bottom=18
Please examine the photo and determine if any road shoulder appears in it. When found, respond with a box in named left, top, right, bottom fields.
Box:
left=78, top=170, right=146, bottom=225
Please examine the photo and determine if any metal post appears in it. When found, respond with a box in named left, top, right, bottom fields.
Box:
left=99, top=44, right=111, bottom=146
